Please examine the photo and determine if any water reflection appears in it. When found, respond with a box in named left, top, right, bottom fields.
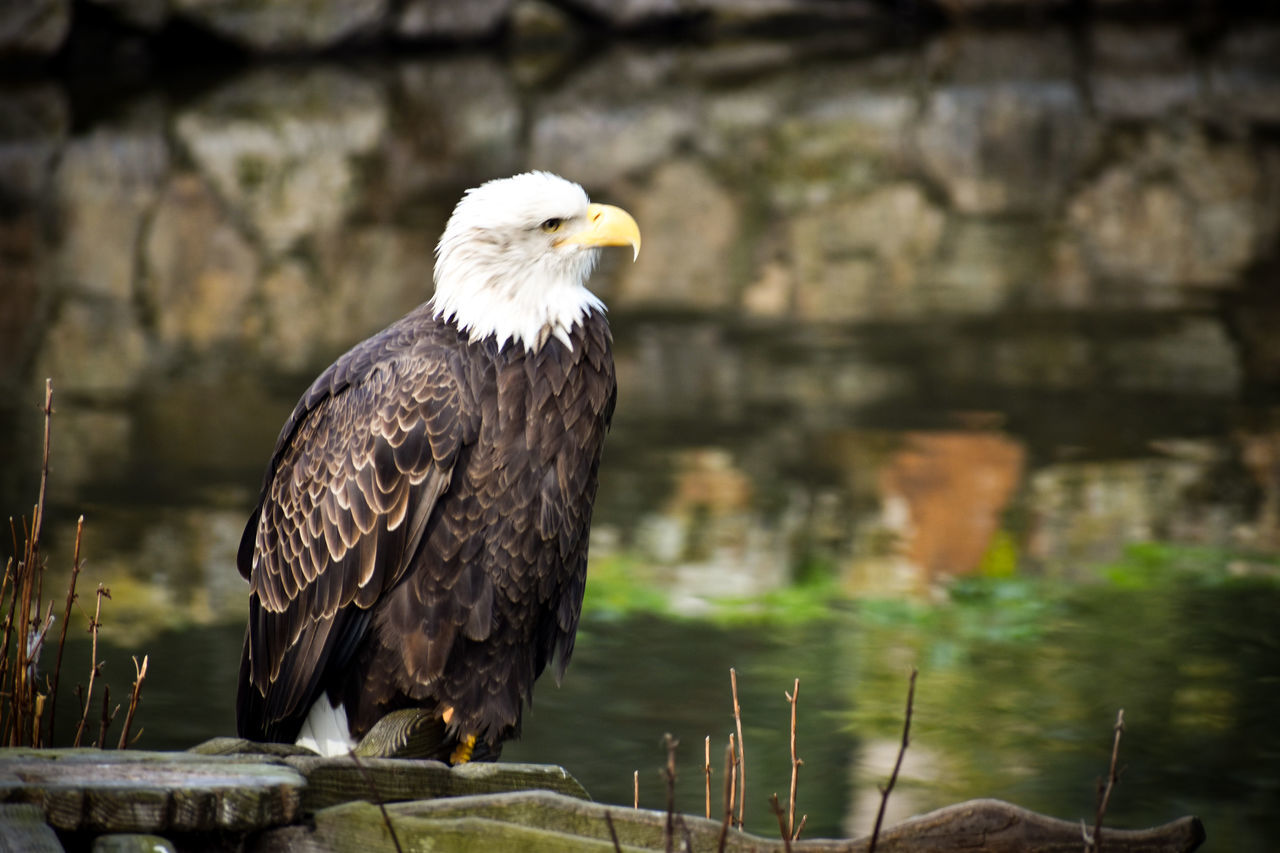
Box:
left=2, top=17, right=1279, bottom=850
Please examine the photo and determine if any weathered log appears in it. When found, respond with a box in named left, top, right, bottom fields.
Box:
left=188, top=737, right=316, bottom=758
left=0, top=803, right=64, bottom=852
left=284, top=755, right=590, bottom=812
left=295, top=790, right=1204, bottom=853
left=0, top=749, right=304, bottom=833
left=853, top=798, right=1204, bottom=853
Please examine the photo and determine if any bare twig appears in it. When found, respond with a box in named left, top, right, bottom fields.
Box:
left=676, top=813, right=695, bottom=851
left=73, top=585, right=109, bottom=747
left=869, top=667, right=917, bottom=853
left=48, top=515, right=84, bottom=741
left=662, top=733, right=678, bottom=853
left=786, top=678, right=804, bottom=839
left=0, top=553, right=14, bottom=744
left=348, top=750, right=404, bottom=853
left=604, top=810, right=623, bottom=853
left=769, top=793, right=793, bottom=853
left=705, top=735, right=712, bottom=819
left=97, top=685, right=116, bottom=748
left=718, top=739, right=734, bottom=853
left=30, top=381, right=52, bottom=571
left=17, top=382, right=54, bottom=745
left=1086, top=708, right=1126, bottom=853
left=634, top=769, right=639, bottom=809
left=730, top=668, right=746, bottom=829
left=726, top=733, right=737, bottom=835
left=117, top=655, right=148, bottom=749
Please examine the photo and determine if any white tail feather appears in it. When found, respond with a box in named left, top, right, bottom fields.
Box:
left=296, top=697, right=356, bottom=757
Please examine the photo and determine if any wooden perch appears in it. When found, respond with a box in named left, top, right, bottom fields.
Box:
left=849, top=798, right=1204, bottom=853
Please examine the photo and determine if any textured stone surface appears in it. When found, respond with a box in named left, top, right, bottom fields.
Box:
left=397, top=0, right=510, bottom=39
left=0, top=84, right=69, bottom=207
left=0, top=803, right=63, bottom=852
left=169, top=0, right=386, bottom=51
left=141, top=173, right=260, bottom=353
left=174, top=67, right=386, bottom=256
left=1067, top=129, right=1271, bottom=289
left=0, top=0, right=70, bottom=57
left=612, top=160, right=738, bottom=310
left=54, top=122, right=169, bottom=301
left=0, top=749, right=303, bottom=833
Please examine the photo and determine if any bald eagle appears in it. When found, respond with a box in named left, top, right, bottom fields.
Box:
left=235, top=172, right=640, bottom=762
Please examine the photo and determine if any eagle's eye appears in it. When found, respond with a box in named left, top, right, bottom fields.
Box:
left=539, top=218, right=565, bottom=233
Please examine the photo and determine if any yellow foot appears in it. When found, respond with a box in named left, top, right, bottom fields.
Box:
left=450, top=733, right=476, bottom=765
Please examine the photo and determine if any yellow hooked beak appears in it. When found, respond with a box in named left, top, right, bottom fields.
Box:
left=557, top=203, right=641, bottom=261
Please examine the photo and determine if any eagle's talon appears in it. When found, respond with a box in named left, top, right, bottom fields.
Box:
left=450, top=733, right=477, bottom=765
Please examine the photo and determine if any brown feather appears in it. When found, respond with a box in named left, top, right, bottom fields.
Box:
left=237, top=305, right=614, bottom=753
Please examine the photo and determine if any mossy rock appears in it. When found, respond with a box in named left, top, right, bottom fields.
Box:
left=0, top=749, right=303, bottom=833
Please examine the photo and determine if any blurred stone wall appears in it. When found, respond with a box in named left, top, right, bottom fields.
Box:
left=1, top=20, right=1278, bottom=614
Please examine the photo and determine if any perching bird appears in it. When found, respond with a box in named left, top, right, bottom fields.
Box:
left=235, top=172, right=640, bottom=763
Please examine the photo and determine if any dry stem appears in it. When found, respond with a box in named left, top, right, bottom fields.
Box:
left=97, top=684, right=115, bottom=748
left=869, top=667, right=918, bottom=853
left=73, top=585, right=109, bottom=747
left=1086, top=708, right=1126, bottom=852
left=786, top=678, right=805, bottom=839
left=718, top=739, right=734, bottom=853
left=348, top=749, right=404, bottom=853
left=604, top=810, right=623, bottom=853
left=117, top=655, right=148, bottom=749
left=730, top=667, right=746, bottom=829
left=769, top=793, right=793, bottom=853
left=727, top=733, right=737, bottom=834
left=705, top=735, right=712, bottom=819
left=47, top=515, right=84, bottom=742
left=633, top=769, right=639, bottom=809
left=662, top=733, right=678, bottom=853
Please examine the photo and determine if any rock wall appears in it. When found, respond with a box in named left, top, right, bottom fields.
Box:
left=2, top=22, right=1278, bottom=612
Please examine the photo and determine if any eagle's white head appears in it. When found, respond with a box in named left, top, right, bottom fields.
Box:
left=431, top=171, right=642, bottom=352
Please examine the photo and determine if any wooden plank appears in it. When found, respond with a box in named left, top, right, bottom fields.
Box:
left=286, top=756, right=589, bottom=812
left=0, top=803, right=64, bottom=853
left=0, top=749, right=304, bottom=833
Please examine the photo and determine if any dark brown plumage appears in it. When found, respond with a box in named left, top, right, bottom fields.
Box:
left=235, top=172, right=637, bottom=761
left=236, top=306, right=615, bottom=758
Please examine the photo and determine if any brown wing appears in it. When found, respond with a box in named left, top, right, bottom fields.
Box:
left=236, top=310, right=478, bottom=743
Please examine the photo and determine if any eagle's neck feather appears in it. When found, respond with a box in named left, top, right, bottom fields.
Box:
left=430, top=238, right=604, bottom=352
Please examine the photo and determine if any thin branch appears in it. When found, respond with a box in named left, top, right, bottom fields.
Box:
left=96, top=685, right=116, bottom=748
left=726, top=733, right=737, bottom=836
left=869, top=667, right=917, bottom=853
left=117, top=655, right=148, bottom=749
left=30, top=381, right=52, bottom=571
left=633, top=769, right=639, bottom=809
left=730, top=668, right=746, bottom=830
left=604, top=810, right=623, bottom=853
left=0, top=553, right=13, bottom=736
left=18, top=381, right=53, bottom=745
left=1087, top=708, right=1126, bottom=853
left=662, top=733, right=678, bottom=853
left=348, top=750, right=404, bottom=853
left=786, top=678, right=804, bottom=839
left=704, top=735, right=712, bottom=819
left=717, top=739, right=734, bottom=853
left=73, top=585, right=109, bottom=747
left=769, top=793, right=793, bottom=853
left=48, top=514, right=84, bottom=741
